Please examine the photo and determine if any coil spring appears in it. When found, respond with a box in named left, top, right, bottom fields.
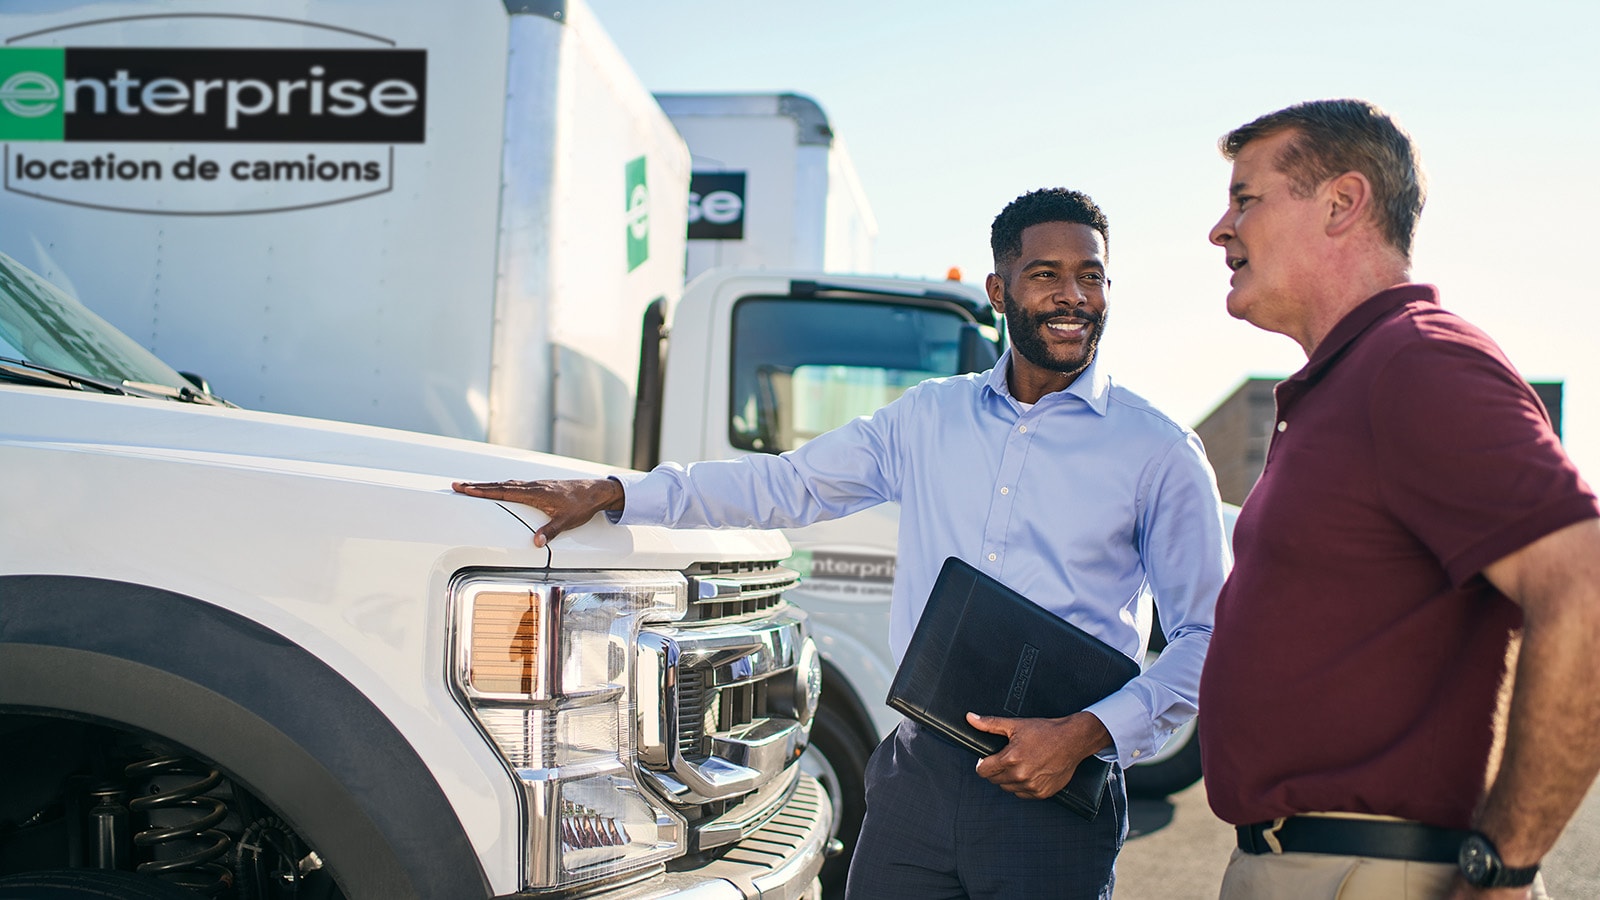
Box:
left=238, top=815, right=315, bottom=897
left=123, top=755, right=233, bottom=897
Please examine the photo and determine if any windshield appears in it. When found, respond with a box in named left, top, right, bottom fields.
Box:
left=0, top=250, right=193, bottom=391
left=729, top=296, right=972, bottom=453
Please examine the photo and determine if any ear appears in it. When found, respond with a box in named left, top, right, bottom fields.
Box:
left=985, top=272, right=1007, bottom=318
left=1324, top=171, right=1372, bottom=238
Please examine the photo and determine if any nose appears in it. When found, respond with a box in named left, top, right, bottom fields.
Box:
left=1058, top=281, right=1090, bottom=308
left=1209, top=210, right=1234, bottom=247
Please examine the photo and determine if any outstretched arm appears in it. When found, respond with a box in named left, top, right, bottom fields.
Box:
left=456, top=389, right=912, bottom=544
left=452, top=478, right=623, bottom=547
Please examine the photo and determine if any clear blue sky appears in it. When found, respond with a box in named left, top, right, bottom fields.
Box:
left=588, top=0, right=1600, bottom=480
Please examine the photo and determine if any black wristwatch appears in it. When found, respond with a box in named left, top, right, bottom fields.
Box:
left=1458, top=831, right=1540, bottom=889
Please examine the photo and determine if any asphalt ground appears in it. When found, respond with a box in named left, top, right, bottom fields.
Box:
left=1116, top=776, right=1600, bottom=898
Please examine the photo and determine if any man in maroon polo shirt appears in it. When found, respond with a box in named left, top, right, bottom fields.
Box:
left=1198, top=98, right=1600, bottom=900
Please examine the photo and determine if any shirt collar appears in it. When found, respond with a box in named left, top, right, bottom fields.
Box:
left=982, top=348, right=1111, bottom=416
left=1289, top=283, right=1439, bottom=386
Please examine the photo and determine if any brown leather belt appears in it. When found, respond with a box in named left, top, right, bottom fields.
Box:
left=1236, top=816, right=1469, bottom=864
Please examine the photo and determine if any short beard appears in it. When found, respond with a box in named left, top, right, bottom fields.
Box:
left=1003, top=285, right=1107, bottom=377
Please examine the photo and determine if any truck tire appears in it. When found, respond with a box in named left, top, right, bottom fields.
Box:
left=801, top=705, right=869, bottom=895
left=0, top=870, right=200, bottom=899
left=1124, top=718, right=1203, bottom=799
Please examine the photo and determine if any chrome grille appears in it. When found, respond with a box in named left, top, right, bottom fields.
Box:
left=675, top=561, right=797, bottom=761
left=636, top=561, right=811, bottom=813
left=677, top=667, right=710, bottom=759
left=682, top=560, right=799, bottom=622
left=718, top=679, right=767, bottom=732
left=677, top=671, right=773, bottom=762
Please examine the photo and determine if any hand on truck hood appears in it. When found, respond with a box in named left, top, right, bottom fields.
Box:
left=452, top=477, right=624, bottom=547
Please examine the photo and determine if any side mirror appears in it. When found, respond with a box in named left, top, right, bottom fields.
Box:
left=957, top=323, right=1000, bottom=374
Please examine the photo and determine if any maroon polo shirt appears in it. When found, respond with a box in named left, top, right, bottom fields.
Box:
left=1200, top=284, right=1599, bottom=829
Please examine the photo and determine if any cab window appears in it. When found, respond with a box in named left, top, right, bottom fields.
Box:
left=729, top=297, right=971, bottom=453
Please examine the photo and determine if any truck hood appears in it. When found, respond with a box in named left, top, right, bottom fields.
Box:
left=0, top=385, right=791, bottom=569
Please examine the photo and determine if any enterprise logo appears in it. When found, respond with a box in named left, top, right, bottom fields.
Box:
left=0, top=70, right=59, bottom=118
left=0, top=46, right=425, bottom=142
left=1003, top=644, right=1039, bottom=715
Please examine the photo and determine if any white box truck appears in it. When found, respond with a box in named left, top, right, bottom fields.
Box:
left=0, top=0, right=690, bottom=466
left=657, top=93, right=878, bottom=282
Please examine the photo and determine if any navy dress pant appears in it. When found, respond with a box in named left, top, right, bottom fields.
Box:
left=844, top=719, right=1127, bottom=899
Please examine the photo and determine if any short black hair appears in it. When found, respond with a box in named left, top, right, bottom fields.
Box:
left=990, top=188, right=1110, bottom=275
left=1221, top=99, right=1425, bottom=257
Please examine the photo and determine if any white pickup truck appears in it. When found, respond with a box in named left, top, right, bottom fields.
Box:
left=0, top=248, right=831, bottom=898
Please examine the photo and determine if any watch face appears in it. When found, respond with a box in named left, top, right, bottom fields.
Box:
left=1459, top=834, right=1497, bottom=886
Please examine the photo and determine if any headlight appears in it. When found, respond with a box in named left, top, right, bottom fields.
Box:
left=452, top=571, right=688, bottom=891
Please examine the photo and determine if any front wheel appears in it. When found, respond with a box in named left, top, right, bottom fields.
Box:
left=800, top=705, right=870, bottom=896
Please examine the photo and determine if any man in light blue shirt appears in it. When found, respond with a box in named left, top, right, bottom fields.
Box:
left=456, top=188, right=1229, bottom=899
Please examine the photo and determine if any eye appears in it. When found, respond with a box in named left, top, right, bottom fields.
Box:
left=1080, top=272, right=1106, bottom=285
left=1235, top=195, right=1255, bottom=211
left=1030, top=270, right=1056, bottom=280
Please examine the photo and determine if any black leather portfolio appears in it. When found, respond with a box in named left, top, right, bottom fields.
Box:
left=886, top=556, right=1141, bottom=819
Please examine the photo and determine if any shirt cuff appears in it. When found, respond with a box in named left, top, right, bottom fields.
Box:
left=1084, top=688, right=1158, bottom=769
left=608, top=472, right=653, bottom=525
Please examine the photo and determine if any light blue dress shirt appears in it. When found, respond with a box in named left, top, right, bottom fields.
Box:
left=615, top=350, right=1230, bottom=766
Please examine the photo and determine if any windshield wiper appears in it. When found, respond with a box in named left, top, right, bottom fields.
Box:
left=0, top=356, right=128, bottom=395
left=0, top=356, right=226, bottom=406
left=122, top=379, right=228, bottom=407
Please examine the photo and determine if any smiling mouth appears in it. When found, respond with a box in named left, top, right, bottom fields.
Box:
left=1041, top=310, right=1099, bottom=338
left=1227, top=256, right=1248, bottom=272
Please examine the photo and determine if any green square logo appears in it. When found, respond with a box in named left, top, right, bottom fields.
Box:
left=0, top=48, right=66, bottom=141
left=625, top=155, right=649, bottom=272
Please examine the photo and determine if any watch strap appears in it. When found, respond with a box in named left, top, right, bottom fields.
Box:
left=1494, top=859, right=1542, bottom=888
left=1460, top=831, right=1540, bottom=888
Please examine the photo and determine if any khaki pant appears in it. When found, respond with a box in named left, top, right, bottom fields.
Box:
left=1218, top=847, right=1552, bottom=899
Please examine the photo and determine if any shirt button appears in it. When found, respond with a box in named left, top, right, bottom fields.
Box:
left=1000, top=486, right=1009, bottom=495
left=1277, top=420, right=1288, bottom=432
left=987, top=552, right=997, bottom=562
left=1131, top=749, right=1142, bottom=759
left=1018, top=425, right=1027, bottom=433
